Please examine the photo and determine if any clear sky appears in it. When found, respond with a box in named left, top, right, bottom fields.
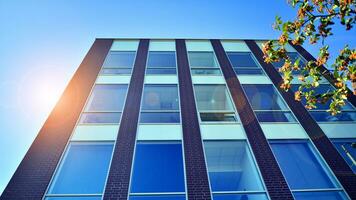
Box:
left=0, top=0, right=355, bottom=195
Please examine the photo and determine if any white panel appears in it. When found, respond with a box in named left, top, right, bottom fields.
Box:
left=260, top=123, right=308, bottom=139
left=192, top=75, right=226, bottom=84
left=186, top=40, right=213, bottom=51
left=149, top=40, right=175, bottom=51
left=137, top=124, right=182, bottom=140
left=144, top=75, right=178, bottom=84
left=222, top=40, right=250, bottom=52
left=111, top=40, right=139, bottom=51
left=201, top=124, right=246, bottom=140
left=71, top=125, right=119, bottom=141
left=237, top=75, right=272, bottom=84
left=96, top=75, right=131, bottom=84
left=319, top=123, right=356, bottom=138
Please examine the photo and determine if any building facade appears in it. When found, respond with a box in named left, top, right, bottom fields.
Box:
left=1, top=39, right=355, bottom=200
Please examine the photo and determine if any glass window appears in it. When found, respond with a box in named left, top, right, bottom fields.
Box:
left=270, top=140, right=338, bottom=190
left=130, top=195, right=186, bottom=200
left=85, top=84, right=128, bottom=112
left=332, top=139, right=356, bottom=173
left=79, top=112, right=121, bottom=124
left=130, top=142, right=185, bottom=193
left=46, top=197, right=102, bottom=200
left=194, top=85, right=236, bottom=122
left=254, top=111, right=296, bottom=122
left=48, top=142, right=113, bottom=194
left=273, top=52, right=306, bottom=70
left=227, top=52, right=259, bottom=68
left=100, top=68, right=132, bottom=75
left=191, top=68, right=221, bottom=75
left=188, top=52, right=218, bottom=68
left=309, top=111, right=356, bottom=122
left=242, top=84, right=288, bottom=110
left=194, top=85, right=234, bottom=111
left=141, top=85, right=179, bottom=110
left=227, top=52, right=264, bottom=75
left=147, top=51, right=176, bottom=68
left=140, top=112, right=180, bottom=123
left=213, top=194, right=268, bottom=200
left=204, top=141, right=264, bottom=192
left=293, top=191, right=348, bottom=200
left=103, top=51, right=136, bottom=68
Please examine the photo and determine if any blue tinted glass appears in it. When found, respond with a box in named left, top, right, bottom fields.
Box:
left=234, top=68, right=264, bottom=75
left=100, top=68, right=132, bottom=75
left=130, top=195, right=186, bottom=200
left=227, top=52, right=259, bottom=68
left=141, top=85, right=179, bottom=110
left=213, top=194, right=268, bottom=200
left=146, top=68, right=176, bottom=74
left=194, top=85, right=234, bottom=111
left=255, top=111, right=296, bottom=122
left=273, top=52, right=306, bottom=69
left=191, top=68, right=221, bottom=75
left=332, top=139, right=356, bottom=173
left=204, top=141, right=264, bottom=191
left=103, top=51, right=136, bottom=68
left=310, top=111, right=356, bottom=122
left=147, top=52, right=176, bottom=68
left=270, top=141, right=336, bottom=189
left=140, top=112, right=180, bottom=123
left=79, top=112, right=121, bottom=124
left=293, top=191, right=348, bottom=200
left=131, top=142, right=185, bottom=193
left=188, top=52, right=218, bottom=67
left=48, top=143, right=113, bottom=194
left=200, top=113, right=237, bottom=122
left=46, top=197, right=102, bottom=200
left=291, top=84, right=354, bottom=110
left=242, top=84, right=288, bottom=110
left=85, top=84, right=128, bottom=111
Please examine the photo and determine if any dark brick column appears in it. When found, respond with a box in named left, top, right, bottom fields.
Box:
left=289, top=42, right=356, bottom=107
left=1, top=39, right=113, bottom=200
left=176, top=39, right=212, bottom=200
left=211, top=39, right=294, bottom=200
left=246, top=40, right=356, bottom=199
left=103, top=39, right=149, bottom=200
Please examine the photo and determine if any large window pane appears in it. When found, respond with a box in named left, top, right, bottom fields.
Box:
left=213, top=194, right=268, bottom=200
left=147, top=52, right=176, bottom=68
left=270, top=140, right=337, bottom=190
left=140, top=112, right=180, bottom=123
left=293, top=191, right=348, bottom=200
left=310, top=111, right=356, bottom=122
left=204, top=141, right=264, bottom=192
left=227, top=52, right=259, bottom=68
left=100, top=68, right=132, bottom=75
left=103, top=51, right=136, bottom=68
left=242, top=84, right=288, bottom=110
left=48, top=142, right=113, bottom=194
left=188, top=52, right=218, bottom=68
left=79, top=112, right=121, bottom=124
left=332, top=139, right=356, bottom=173
left=46, top=197, right=102, bottom=200
left=130, top=142, right=185, bottom=193
left=85, top=84, right=128, bottom=111
left=141, top=85, right=179, bottom=110
left=255, top=111, right=296, bottom=122
left=194, top=85, right=234, bottom=111
left=130, top=195, right=186, bottom=200
left=200, top=113, right=236, bottom=122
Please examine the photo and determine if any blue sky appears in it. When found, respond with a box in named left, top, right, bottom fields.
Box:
left=0, top=0, right=355, bottom=195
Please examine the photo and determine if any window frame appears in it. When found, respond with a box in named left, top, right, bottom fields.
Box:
left=226, top=52, right=266, bottom=76
left=146, top=51, right=177, bottom=75
left=100, top=50, right=138, bottom=75
left=187, top=51, right=222, bottom=76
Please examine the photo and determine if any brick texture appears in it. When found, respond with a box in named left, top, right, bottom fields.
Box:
left=246, top=40, right=356, bottom=199
left=103, top=39, right=149, bottom=200
left=211, top=39, right=294, bottom=200
left=0, top=39, right=113, bottom=200
left=176, top=39, right=212, bottom=200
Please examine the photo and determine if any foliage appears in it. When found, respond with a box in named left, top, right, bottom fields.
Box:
left=263, top=0, right=356, bottom=115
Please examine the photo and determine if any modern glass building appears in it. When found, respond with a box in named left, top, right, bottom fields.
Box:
left=1, top=39, right=355, bottom=200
